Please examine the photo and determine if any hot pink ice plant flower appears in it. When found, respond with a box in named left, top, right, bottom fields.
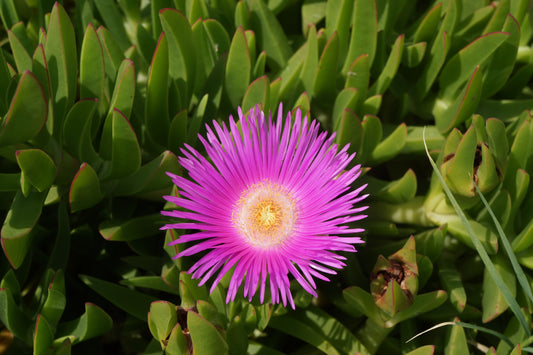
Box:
left=162, top=104, right=368, bottom=308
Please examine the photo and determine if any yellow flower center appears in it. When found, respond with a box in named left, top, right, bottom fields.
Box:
left=233, top=181, right=297, bottom=248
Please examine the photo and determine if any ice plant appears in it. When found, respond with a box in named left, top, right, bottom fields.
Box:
left=162, top=105, right=368, bottom=308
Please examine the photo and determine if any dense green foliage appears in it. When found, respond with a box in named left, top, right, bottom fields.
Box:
left=1, top=0, right=533, bottom=354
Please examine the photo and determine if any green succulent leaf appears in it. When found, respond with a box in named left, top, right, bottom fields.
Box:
left=79, top=24, right=105, bottom=103
left=8, top=29, right=32, bottom=73
left=16, top=149, right=56, bottom=193
left=99, top=109, right=141, bottom=180
left=0, top=287, right=32, bottom=344
left=99, top=214, right=166, bottom=241
left=225, top=26, right=251, bottom=109
left=313, top=32, right=339, bottom=102
left=482, top=255, right=517, bottom=323
left=0, top=71, right=47, bottom=146
left=146, top=32, right=170, bottom=145
left=444, top=322, right=469, bottom=355
left=69, top=163, right=103, bottom=213
left=188, top=310, right=229, bottom=355
left=80, top=275, right=158, bottom=321
left=246, top=0, right=291, bottom=73
left=368, top=34, right=404, bottom=96
left=44, top=2, right=77, bottom=134
left=439, top=32, right=508, bottom=100
left=55, top=302, right=113, bottom=344
left=342, top=0, right=377, bottom=75
left=148, top=301, right=178, bottom=343
left=242, top=76, right=270, bottom=113
left=63, top=99, right=101, bottom=167
left=159, top=8, right=196, bottom=108
left=1, top=190, right=47, bottom=268
left=435, top=66, right=483, bottom=134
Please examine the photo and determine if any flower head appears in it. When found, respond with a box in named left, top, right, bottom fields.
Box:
left=162, top=105, right=368, bottom=308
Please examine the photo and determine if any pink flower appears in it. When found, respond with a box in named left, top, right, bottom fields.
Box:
left=162, top=105, right=368, bottom=308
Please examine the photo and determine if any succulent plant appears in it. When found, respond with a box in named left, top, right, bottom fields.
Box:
left=0, top=0, right=533, bottom=354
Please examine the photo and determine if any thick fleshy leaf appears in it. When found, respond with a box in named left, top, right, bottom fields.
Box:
left=148, top=301, right=178, bottom=343
left=145, top=32, right=170, bottom=144
left=375, top=169, right=417, bottom=203
left=332, top=88, right=359, bottom=129
left=99, top=214, right=166, bottom=241
left=179, top=272, right=208, bottom=309
left=369, top=123, right=407, bottom=165
left=428, top=213, right=498, bottom=254
left=342, top=0, right=377, bottom=75
left=80, top=275, right=158, bottom=321
left=277, top=44, right=305, bottom=104
left=44, top=2, right=77, bottom=132
left=439, top=32, right=508, bottom=100
left=0, top=0, right=19, bottom=30
left=188, top=311, right=229, bottom=355
left=55, top=303, right=113, bottom=344
left=0, top=287, right=32, bottom=344
left=112, top=150, right=180, bottom=197
left=441, top=125, right=477, bottom=197
left=40, top=269, right=66, bottom=330
left=109, top=59, right=136, bottom=120
left=34, top=314, right=54, bottom=354
left=63, top=99, right=101, bottom=167
left=299, top=24, right=318, bottom=96
left=413, top=3, right=442, bottom=43
left=92, top=0, right=130, bottom=51
left=242, top=76, right=270, bottom=113
left=69, top=163, right=103, bottom=213
left=168, top=110, right=188, bottom=155
left=0, top=49, right=11, bottom=113
left=369, top=34, right=404, bottom=96
left=358, top=114, right=382, bottom=163
left=97, top=26, right=124, bottom=84
left=48, top=203, right=70, bottom=271
left=406, top=346, right=435, bottom=355
left=362, top=95, right=382, bottom=116
left=79, top=24, right=105, bottom=103
left=8, top=29, right=32, bottom=73
left=403, top=42, right=426, bottom=68
left=414, top=0, right=459, bottom=98
left=1, top=190, right=47, bottom=268
left=389, top=290, right=448, bottom=326
left=482, top=15, right=520, bottom=98
left=0, top=71, right=47, bottom=146
left=235, top=1, right=250, bottom=29
left=225, top=26, right=251, bottom=109
left=325, top=0, right=353, bottom=58
left=121, top=276, right=178, bottom=295
left=203, top=19, right=230, bottom=59
left=188, top=94, right=209, bottom=145
left=99, top=109, right=141, bottom=179
left=444, top=322, right=468, bottom=355
left=345, top=54, right=369, bottom=111
left=165, top=323, right=189, bottom=355
left=16, top=149, right=56, bottom=192
left=435, top=66, right=483, bottom=133
left=246, top=0, right=291, bottom=72
left=343, top=287, right=383, bottom=326
left=482, top=0, right=510, bottom=34
left=482, top=255, right=516, bottom=322
left=313, top=32, right=338, bottom=102
left=159, top=9, right=196, bottom=107
left=438, top=256, right=466, bottom=312
left=270, top=307, right=368, bottom=354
